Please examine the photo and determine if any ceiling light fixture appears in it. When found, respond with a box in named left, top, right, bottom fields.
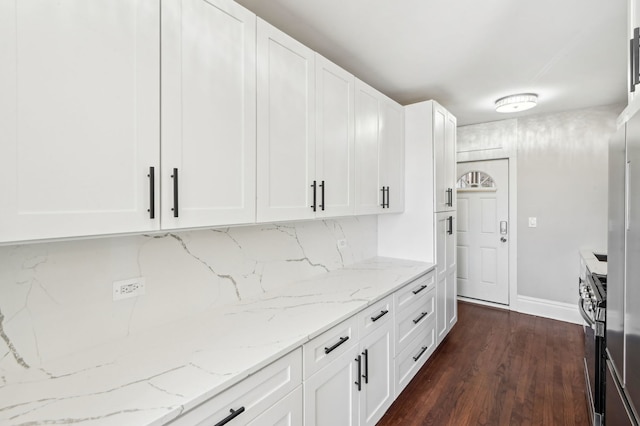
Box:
left=495, top=93, right=538, bottom=113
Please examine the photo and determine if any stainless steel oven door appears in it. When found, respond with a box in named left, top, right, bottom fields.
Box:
left=580, top=296, right=597, bottom=425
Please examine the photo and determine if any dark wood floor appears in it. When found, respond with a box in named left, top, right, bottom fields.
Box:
left=379, top=302, right=589, bottom=426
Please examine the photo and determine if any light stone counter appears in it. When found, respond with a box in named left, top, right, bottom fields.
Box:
left=0, top=256, right=434, bottom=426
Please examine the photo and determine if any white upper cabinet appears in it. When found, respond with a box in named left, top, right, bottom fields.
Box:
left=434, top=103, right=456, bottom=212
left=379, top=99, right=405, bottom=214
left=256, top=19, right=316, bottom=223
left=161, top=0, right=257, bottom=229
left=315, top=54, right=356, bottom=218
left=0, top=0, right=160, bottom=243
left=355, top=80, right=404, bottom=215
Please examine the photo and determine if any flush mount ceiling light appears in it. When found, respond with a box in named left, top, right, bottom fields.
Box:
left=495, top=93, right=538, bottom=113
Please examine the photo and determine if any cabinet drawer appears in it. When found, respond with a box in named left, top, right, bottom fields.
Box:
left=394, top=271, right=435, bottom=311
left=394, top=288, right=435, bottom=355
left=303, top=316, right=359, bottom=379
left=168, top=348, right=302, bottom=426
left=358, top=295, right=393, bottom=338
left=394, top=317, right=436, bottom=397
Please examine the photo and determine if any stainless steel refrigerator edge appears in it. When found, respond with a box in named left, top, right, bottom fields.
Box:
left=607, top=112, right=640, bottom=425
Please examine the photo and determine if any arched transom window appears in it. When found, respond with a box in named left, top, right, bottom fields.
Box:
left=456, top=171, right=496, bottom=191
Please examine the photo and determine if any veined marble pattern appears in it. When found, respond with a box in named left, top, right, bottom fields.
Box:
left=0, top=256, right=433, bottom=426
left=0, top=217, right=376, bottom=386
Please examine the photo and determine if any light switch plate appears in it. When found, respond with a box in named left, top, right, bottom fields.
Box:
left=528, top=217, right=537, bottom=228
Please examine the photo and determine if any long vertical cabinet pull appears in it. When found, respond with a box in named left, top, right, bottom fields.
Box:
left=362, top=349, right=369, bottom=384
left=447, top=216, right=453, bottom=235
left=310, top=180, right=317, bottom=212
left=632, top=35, right=637, bottom=93
left=385, top=187, right=390, bottom=208
left=380, top=187, right=386, bottom=208
left=631, top=28, right=640, bottom=92
left=171, top=168, right=179, bottom=217
left=319, top=180, right=325, bottom=211
left=355, top=355, right=362, bottom=391
left=147, top=167, right=155, bottom=219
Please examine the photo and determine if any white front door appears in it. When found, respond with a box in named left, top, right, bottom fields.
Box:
left=456, top=159, right=509, bottom=305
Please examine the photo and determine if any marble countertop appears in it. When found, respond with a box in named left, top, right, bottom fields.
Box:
left=579, top=248, right=607, bottom=276
left=1, top=257, right=434, bottom=426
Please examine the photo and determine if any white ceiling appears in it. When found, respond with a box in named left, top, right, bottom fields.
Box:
left=235, top=0, right=628, bottom=125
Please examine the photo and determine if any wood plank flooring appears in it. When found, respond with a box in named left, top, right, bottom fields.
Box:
left=378, top=302, right=589, bottom=426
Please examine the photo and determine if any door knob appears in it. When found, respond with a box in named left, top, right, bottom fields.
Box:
left=500, top=237, right=507, bottom=242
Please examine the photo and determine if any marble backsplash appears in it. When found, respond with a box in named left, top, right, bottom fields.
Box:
left=0, top=217, right=377, bottom=381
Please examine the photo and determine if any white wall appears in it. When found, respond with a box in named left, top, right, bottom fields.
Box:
left=0, top=217, right=377, bottom=376
left=458, top=104, right=622, bottom=307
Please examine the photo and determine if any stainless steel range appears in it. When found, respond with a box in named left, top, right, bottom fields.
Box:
left=579, top=267, right=607, bottom=426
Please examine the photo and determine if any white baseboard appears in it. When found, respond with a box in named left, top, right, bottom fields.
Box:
left=516, top=295, right=582, bottom=325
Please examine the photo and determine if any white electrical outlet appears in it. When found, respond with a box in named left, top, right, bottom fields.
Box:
left=113, top=277, right=146, bottom=301
left=528, top=217, right=537, bottom=228
left=337, top=239, right=347, bottom=249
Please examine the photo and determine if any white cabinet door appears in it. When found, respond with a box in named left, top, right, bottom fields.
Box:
left=446, top=212, right=458, bottom=330
left=304, top=345, right=360, bottom=426
left=379, top=98, right=404, bottom=213
left=445, top=112, right=457, bottom=212
left=161, top=0, right=256, bottom=229
left=355, top=80, right=382, bottom=215
left=436, top=211, right=456, bottom=343
left=359, top=321, right=394, bottom=426
left=315, top=54, right=355, bottom=218
left=433, top=104, right=449, bottom=212
left=246, top=387, right=303, bottom=426
left=256, top=19, right=315, bottom=222
left=0, top=0, right=160, bottom=243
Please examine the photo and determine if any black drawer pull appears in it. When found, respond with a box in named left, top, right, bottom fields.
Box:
left=324, top=336, right=349, bottom=354
left=355, top=354, right=362, bottom=391
left=413, top=311, right=428, bottom=324
left=412, top=285, right=427, bottom=295
left=319, top=180, right=325, bottom=211
left=371, top=310, right=389, bottom=322
left=413, top=346, right=428, bottom=362
left=147, top=166, right=155, bottom=219
left=214, top=407, right=245, bottom=426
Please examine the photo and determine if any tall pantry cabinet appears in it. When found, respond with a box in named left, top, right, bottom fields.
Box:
left=378, top=100, right=458, bottom=343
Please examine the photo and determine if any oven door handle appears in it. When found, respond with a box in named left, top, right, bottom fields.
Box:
left=578, top=299, right=595, bottom=327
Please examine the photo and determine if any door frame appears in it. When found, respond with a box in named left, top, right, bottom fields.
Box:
left=456, top=156, right=518, bottom=310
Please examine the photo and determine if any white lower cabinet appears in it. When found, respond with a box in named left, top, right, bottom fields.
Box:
left=303, top=295, right=395, bottom=426
left=168, top=348, right=301, bottom=426
left=304, top=344, right=361, bottom=426
left=394, top=317, right=437, bottom=396
left=247, top=386, right=302, bottom=426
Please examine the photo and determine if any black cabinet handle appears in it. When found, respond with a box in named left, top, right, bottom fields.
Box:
left=632, top=36, right=637, bottom=93
left=355, top=355, right=362, bottom=391
left=310, top=180, right=317, bottom=212
left=413, top=311, right=429, bottom=324
left=380, top=187, right=386, bottom=208
left=214, top=407, right=245, bottom=426
left=371, top=310, right=389, bottom=322
left=319, top=180, right=325, bottom=211
left=324, top=336, right=349, bottom=354
left=635, top=28, right=640, bottom=90
left=413, top=346, right=428, bottom=362
left=171, top=168, right=179, bottom=218
left=362, top=349, right=369, bottom=384
left=386, top=186, right=390, bottom=208
left=147, top=166, right=155, bottom=219
left=412, top=285, right=427, bottom=295
left=447, top=216, right=453, bottom=235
